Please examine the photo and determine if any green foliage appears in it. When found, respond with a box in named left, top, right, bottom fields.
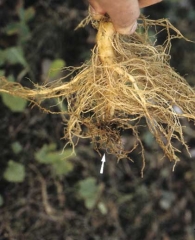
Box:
left=3, top=160, right=25, bottom=183
left=1, top=75, right=27, bottom=112
left=23, top=7, right=35, bottom=22
left=35, top=143, right=74, bottom=176
left=4, top=22, right=21, bottom=35
left=77, top=177, right=101, bottom=210
left=142, top=131, right=155, bottom=148
left=3, top=6, right=35, bottom=43
left=4, top=47, right=28, bottom=67
left=1, top=6, right=34, bottom=67
left=49, top=59, right=66, bottom=78
left=11, top=142, right=23, bottom=154
left=0, top=5, right=33, bottom=115
left=117, top=194, right=134, bottom=204
left=0, top=70, right=5, bottom=77
left=1, top=93, right=27, bottom=112
left=0, top=195, right=3, bottom=207
left=0, top=50, right=5, bottom=66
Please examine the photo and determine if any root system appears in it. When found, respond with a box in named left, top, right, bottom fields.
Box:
left=1, top=17, right=195, bottom=174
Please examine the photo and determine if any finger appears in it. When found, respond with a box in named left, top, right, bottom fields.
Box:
left=139, top=0, right=162, bottom=8
left=116, top=21, right=138, bottom=35
left=89, top=5, right=105, bottom=20
left=88, top=0, right=106, bottom=20
left=106, top=0, right=140, bottom=35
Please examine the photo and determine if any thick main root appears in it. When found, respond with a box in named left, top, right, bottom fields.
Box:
left=1, top=17, right=195, bottom=173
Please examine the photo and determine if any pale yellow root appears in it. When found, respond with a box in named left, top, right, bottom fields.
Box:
left=0, top=17, right=195, bottom=175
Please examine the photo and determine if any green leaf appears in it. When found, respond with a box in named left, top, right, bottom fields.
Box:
left=52, top=158, right=74, bottom=176
left=35, top=143, right=73, bottom=164
left=1, top=74, right=28, bottom=112
left=11, top=141, right=23, bottom=154
left=19, top=23, right=31, bottom=43
left=35, top=144, right=59, bottom=164
left=4, top=47, right=27, bottom=66
left=1, top=91, right=27, bottom=112
left=143, top=131, right=154, bottom=147
left=3, top=20, right=31, bottom=43
left=49, top=59, right=66, bottom=78
left=3, top=22, right=20, bottom=35
left=7, top=75, right=15, bottom=82
left=3, top=160, right=25, bottom=183
left=0, top=70, right=5, bottom=76
left=24, top=7, right=35, bottom=22
left=78, top=177, right=99, bottom=209
left=0, top=50, right=5, bottom=66
left=35, top=143, right=57, bottom=164
left=18, top=7, right=25, bottom=22
left=0, top=195, right=4, bottom=207
left=117, top=194, right=134, bottom=204
left=35, top=143, right=74, bottom=176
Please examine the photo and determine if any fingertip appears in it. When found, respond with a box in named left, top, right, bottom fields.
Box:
left=115, top=21, right=138, bottom=35
left=89, top=5, right=105, bottom=21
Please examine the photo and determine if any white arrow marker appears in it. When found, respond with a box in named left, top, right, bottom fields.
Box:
left=100, top=154, right=106, bottom=174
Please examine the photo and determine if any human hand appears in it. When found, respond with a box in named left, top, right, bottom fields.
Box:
left=88, top=0, right=162, bottom=34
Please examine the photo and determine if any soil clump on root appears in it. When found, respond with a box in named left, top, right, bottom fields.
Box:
left=1, top=17, right=195, bottom=174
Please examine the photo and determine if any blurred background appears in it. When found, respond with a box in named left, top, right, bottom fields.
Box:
left=0, top=0, right=195, bottom=239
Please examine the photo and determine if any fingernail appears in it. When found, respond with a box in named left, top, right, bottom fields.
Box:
left=129, top=21, right=138, bottom=34
left=117, top=21, right=138, bottom=35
